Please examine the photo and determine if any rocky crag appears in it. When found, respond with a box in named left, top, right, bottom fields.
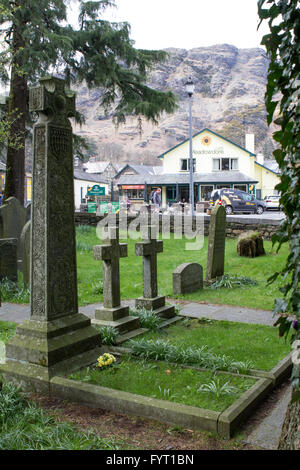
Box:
left=73, top=44, right=277, bottom=166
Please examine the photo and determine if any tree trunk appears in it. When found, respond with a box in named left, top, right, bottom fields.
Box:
left=3, top=20, right=27, bottom=206
left=278, top=397, right=300, bottom=450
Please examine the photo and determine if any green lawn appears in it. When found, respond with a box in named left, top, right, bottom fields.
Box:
left=125, top=318, right=291, bottom=371
left=70, top=355, right=257, bottom=413
left=76, top=226, right=288, bottom=310
left=0, top=226, right=289, bottom=311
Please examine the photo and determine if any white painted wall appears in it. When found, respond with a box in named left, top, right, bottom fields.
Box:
left=74, top=179, right=108, bottom=210
left=162, top=130, right=255, bottom=177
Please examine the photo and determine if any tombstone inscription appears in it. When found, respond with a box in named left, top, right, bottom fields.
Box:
left=205, top=205, right=226, bottom=284
left=0, top=77, right=102, bottom=390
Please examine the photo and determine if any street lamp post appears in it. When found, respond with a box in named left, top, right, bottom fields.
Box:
left=185, top=77, right=195, bottom=217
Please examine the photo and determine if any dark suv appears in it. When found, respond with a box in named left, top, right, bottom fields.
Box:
left=210, top=188, right=266, bottom=215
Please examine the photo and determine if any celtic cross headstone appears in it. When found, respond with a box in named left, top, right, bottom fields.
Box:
left=0, top=77, right=102, bottom=389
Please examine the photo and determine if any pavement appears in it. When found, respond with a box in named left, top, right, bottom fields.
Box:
left=0, top=300, right=278, bottom=326
left=0, top=299, right=290, bottom=450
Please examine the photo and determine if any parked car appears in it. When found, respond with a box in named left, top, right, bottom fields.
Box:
left=264, top=195, right=280, bottom=210
left=209, top=188, right=266, bottom=215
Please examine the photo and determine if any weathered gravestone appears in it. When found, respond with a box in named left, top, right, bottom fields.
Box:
left=0, top=196, right=26, bottom=260
left=0, top=238, right=17, bottom=282
left=135, top=224, right=175, bottom=318
left=93, top=225, right=140, bottom=334
left=20, top=220, right=31, bottom=285
left=173, top=263, right=203, bottom=295
left=0, top=77, right=102, bottom=391
left=205, top=205, right=226, bottom=284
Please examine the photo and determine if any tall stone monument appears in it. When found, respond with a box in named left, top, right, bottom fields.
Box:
left=205, top=204, right=226, bottom=284
left=0, top=77, right=102, bottom=391
left=135, top=225, right=175, bottom=318
left=93, top=225, right=140, bottom=334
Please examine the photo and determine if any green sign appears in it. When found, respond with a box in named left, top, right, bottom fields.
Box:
left=99, top=202, right=109, bottom=214
left=87, top=202, right=97, bottom=213
left=87, top=185, right=105, bottom=196
left=111, top=202, right=120, bottom=213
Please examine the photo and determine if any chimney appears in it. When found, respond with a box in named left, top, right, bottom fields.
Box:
left=245, top=134, right=255, bottom=154
left=256, top=153, right=264, bottom=166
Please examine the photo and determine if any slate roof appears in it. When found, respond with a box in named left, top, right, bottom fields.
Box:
left=114, top=164, right=164, bottom=179
left=74, top=169, right=107, bottom=184
left=260, top=160, right=280, bottom=174
left=117, top=171, right=258, bottom=186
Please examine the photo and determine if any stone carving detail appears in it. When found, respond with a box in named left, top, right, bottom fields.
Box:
left=30, top=77, right=77, bottom=320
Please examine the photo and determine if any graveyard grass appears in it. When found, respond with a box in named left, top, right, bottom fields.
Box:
left=125, top=318, right=291, bottom=372
left=76, top=226, right=289, bottom=311
left=69, top=355, right=257, bottom=412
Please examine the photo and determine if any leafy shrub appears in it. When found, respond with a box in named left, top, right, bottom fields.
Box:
left=0, top=383, right=118, bottom=450
left=92, top=280, right=103, bottom=295
left=0, top=279, right=30, bottom=303
left=209, top=274, right=257, bottom=289
left=129, top=308, right=163, bottom=331
left=128, top=338, right=253, bottom=374
left=76, top=240, right=94, bottom=252
left=97, top=326, right=118, bottom=345
left=197, top=378, right=238, bottom=398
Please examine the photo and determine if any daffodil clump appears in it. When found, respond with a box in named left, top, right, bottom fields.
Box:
left=97, top=353, right=116, bottom=369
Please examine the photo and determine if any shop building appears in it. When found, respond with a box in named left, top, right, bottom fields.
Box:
left=117, top=128, right=280, bottom=207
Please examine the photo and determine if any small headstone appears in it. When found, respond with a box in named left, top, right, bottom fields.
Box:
left=0, top=238, right=18, bottom=282
left=135, top=225, right=175, bottom=319
left=0, top=197, right=26, bottom=259
left=20, top=220, right=31, bottom=285
left=173, top=263, right=203, bottom=295
left=205, top=205, right=226, bottom=284
left=93, top=225, right=140, bottom=334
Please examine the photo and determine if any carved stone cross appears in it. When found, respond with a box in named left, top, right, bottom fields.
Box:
left=0, top=77, right=102, bottom=388
left=29, top=76, right=75, bottom=126
left=135, top=225, right=163, bottom=299
left=93, top=226, right=128, bottom=309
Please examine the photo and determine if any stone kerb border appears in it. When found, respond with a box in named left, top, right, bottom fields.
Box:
left=47, top=352, right=292, bottom=439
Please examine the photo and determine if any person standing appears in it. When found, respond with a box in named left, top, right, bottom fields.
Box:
left=153, top=188, right=162, bottom=209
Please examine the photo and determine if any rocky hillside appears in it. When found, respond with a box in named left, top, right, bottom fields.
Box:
left=73, top=44, right=277, bottom=166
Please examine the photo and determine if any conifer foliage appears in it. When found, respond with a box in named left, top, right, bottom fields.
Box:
left=0, top=0, right=177, bottom=203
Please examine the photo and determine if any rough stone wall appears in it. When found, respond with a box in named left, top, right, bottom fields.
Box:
left=75, top=213, right=280, bottom=240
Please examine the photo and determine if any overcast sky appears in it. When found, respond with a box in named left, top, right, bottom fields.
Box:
left=69, top=0, right=269, bottom=50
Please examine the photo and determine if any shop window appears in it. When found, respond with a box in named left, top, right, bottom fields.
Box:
left=200, top=185, right=213, bottom=201
left=234, top=184, right=247, bottom=192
